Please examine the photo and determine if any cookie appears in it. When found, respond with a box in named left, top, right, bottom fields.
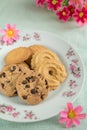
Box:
left=0, top=70, right=18, bottom=96
left=31, top=50, right=67, bottom=90
left=31, top=49, right=61, bottom=69
left=3, top=62, right=29, bottom=73
left=25, top=44, right=48, bottom=67
left=0, top=63, right=30, bottom=97
left=16, top=70, right=49, bottom=105
left=4, top=47, right=30, bottom=65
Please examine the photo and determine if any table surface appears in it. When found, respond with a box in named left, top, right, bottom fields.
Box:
left=0, top=0, right=87, bottom=129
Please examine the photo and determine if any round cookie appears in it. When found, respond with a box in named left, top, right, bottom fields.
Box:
left=0, top=63, right=30, bottom=97
left=4, top=47, right=30, bottom=65
left=16, top=70, right=49, bottom=105
left=0, top=71, right=18, bottom=96
left=3, top=62, right=29, bottom=73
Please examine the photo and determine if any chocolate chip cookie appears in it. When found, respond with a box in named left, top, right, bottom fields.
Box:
left=16, top=70, right=49, bottom=105
left=0, top=63, right=30, bottom=96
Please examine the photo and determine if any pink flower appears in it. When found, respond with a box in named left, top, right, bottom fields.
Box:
left=6, top=106, right=14, bottom=112
left=69, top=0, right=83, bottom=8
left=59, top=102, right=86, bottom=128
left=12, top=112, right=19, bottom=118
left=56, top=7, right=70, bottom=22
left=68, top=5, right=75, bottom=17
left=46, top=0, right=63, bottom=11
left=0, top=24, right=19, bottom=45
left=73, top=7, right=87, bottom=26
left=26, top=112, right=34, bottom=119
left=36, top=0, right=47, bottom=7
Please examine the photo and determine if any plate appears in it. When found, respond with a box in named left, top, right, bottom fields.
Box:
left=0, top=31, right=84, bottom=122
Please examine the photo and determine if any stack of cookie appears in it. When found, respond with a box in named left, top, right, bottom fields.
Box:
left=0, top=44, right=67, bottom=105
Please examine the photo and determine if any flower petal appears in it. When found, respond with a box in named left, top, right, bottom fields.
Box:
left=59, top=117, right=67, bottom=123
left=74, top=106, right=83, bottom=114
left=13, top=35, right=19, bottom=40
left=12, top=24, right=16, bottom=29
left=77, top=114, right=86, bottom=119
left=59, top=111, right=68, bottom=118
left=67, top=102, right=73, bottom=110
left=0, top=29, right=6, bottom=34
left=6, top=24, right=11, bottom=29
left=7, top=38, right=13, bottom=44
left=2, top=35, right=8, bottom=42
left=73, top=118, right=80, bottom=126
left=66, top=119, right=73, bottom=128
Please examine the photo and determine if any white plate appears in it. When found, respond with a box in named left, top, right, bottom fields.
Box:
left=0, top=31, right=84, bottom=122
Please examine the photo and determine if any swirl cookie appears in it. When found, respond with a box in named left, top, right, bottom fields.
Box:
left=0, top=63, right=30, bottom=96
left=25, top=44, right=48, bottom=67
left=16, top=70, right=49, bottom=105
left=31, top=49, right=60, bottom=69
left=4, top=47, right=30, bottom=65
left=31, top=50, right=67, bottom=90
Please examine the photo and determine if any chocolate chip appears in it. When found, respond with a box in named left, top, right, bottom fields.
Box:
left=19, top=68, right=21, bottom=71
left=46, top=86, right=49, bottom=89
left=25, top=85, right=30, bottom=88
left=10, top=66, right=16, bottom=72
left=30, top=76, right=35, bottom=82
left=22, top=80, right=27, bottom=84
left=6, top=80, right=10, bottom=83
left=38, top=74, right=41, bottom=77
left=0, top=72, right=6, bottom=78
left=45, top=80, right=48, bottom=85
left=22, top=95, right=27, bottom=100
left=0, top=83, right=5, bottom=88
left=31, top=88, right=38, bottom=94
left=41, top=94, right=45, bottom=100
left=49, top=70, right=53, bottom=75
left=26, top=77, right=30, bottom=82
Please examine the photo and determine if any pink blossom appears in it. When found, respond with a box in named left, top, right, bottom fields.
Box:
left=68, top=5, right=75, bottom=17
left=0, top=24, right=19, bottom=45
left=59, top=102, right=86, bottom=128
left=6, top=106, right=14, bottom=112
left=12, top=112, right=19, bottom=118
left=26, top=112, right=34, bottom=119
left=36, top=0, right=47, bottom=7
left=56, top=7, right=70, bottom=22
left=46, top=0, right=63, bottom=11
left=70, top=64, right=76, bottom=71
left=73, top=7, right=87, bottom=26
left=69, top=0, right=83, bottom=8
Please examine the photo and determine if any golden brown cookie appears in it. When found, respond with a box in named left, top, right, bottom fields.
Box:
left=25, top=44, right=48, bottom=67
left=0, top=63, right=30, bottom=97
left=16, top=70, right=49, bottom=105
left=4, top=47, right=30, bottom=65
left=0, top=70, right=19, bottom=96
left=31, top=50, right=67, bottom=90
left=3, top=62, right=29, bottom=72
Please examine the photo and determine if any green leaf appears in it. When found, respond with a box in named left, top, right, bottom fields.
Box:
left=62, top=0, right=69, bottom=6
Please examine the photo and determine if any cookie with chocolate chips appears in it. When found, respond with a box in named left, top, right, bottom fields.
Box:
left=16, top=69, right=49, bottom=105
left=0, top=70, right=18, bottom=96
left=0, top=63, right=30, bottom=97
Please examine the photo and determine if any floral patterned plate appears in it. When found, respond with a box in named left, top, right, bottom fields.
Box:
left=0, top=31, right=84, bottom=122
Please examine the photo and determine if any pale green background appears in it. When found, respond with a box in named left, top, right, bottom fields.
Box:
left=0, top=0, right=87, bottom=129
